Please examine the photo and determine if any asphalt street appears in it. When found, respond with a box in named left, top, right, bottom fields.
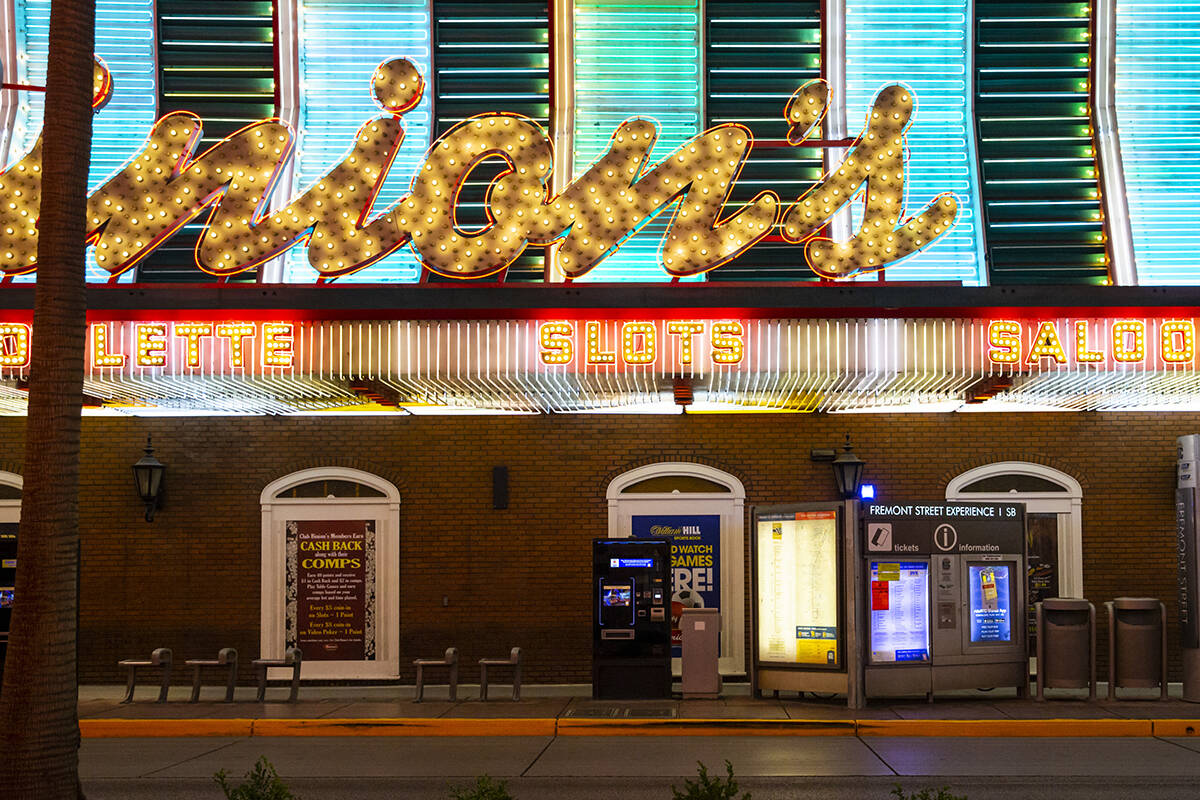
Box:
left=81, top=734, right=1200, bottom=800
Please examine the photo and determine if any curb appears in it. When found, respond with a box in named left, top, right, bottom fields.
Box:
left=856, top=718, right=1152, bottom=737
left=556, top=718, right=856, bottom=736
left=80, top=719, right=255, bottom=738
left=79, top=716, right=1200, bottom=739
left=252, top=718, right=557, bottom=737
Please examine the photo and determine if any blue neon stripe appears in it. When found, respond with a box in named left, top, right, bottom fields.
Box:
left=285, top=0, right=432, bottom=283
left=572, top=1, right=703, bottom=282
left=12, top=0, right=156, bottom=283
left=1115, top=2, right=1200, bottom=284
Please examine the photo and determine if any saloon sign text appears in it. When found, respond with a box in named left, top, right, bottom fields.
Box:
left=987, top=319, right=1196, bottom=366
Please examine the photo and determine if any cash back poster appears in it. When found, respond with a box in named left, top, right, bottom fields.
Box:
left=286, top=519, right=376, bottom=661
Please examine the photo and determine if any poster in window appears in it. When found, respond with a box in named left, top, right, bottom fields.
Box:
left=1025, top=513, right=1059, bottom=649
left=285, top=519, right=376, bottom=661
left=632, top=514, right=720, bottom=656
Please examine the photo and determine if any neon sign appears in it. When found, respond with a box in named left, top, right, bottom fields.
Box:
left=0, top=58, right=957, bottom=283
left=88, top=322, right=294, bottom=370
left=987, top=319, right=1195, bottom=366
left=539, top=320, right=744, bottom=367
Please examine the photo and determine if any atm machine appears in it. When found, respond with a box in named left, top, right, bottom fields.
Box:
left=593, top=538, right=672, bottom=699
left=0, top=523, right=15, bottom=680
left=862, top=502, right=1027, bottom=698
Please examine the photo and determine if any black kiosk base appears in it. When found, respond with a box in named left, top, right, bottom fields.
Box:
left=593, top=538, right=672, bottom=700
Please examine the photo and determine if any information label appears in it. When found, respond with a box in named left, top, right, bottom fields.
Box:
left=756, top=512, right=839, bottom=666
left=869, top=560, right=930, bottom=663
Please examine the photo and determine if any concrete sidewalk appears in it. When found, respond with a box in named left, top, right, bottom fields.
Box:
left=77, top=683, right=1200, bottom=738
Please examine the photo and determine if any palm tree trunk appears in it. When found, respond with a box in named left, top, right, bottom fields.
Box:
left=0, top=0, right=95, bottom=796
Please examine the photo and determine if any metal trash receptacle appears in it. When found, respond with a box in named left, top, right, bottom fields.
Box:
left=681, top=608, right=721, bottom=699
left=1035, top=598, right=1095, bottom=701
left=1106, top=597, right=1167, bottom=700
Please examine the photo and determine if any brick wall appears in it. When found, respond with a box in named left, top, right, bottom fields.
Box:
left=0, top=411, right=1193, bottom=686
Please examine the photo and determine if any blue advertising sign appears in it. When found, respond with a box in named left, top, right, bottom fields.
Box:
left=610, top=558, right=655, bottom=569
left=969, top=564, right=1012, bottom=643
left=632, top=514, right=721, bottom=656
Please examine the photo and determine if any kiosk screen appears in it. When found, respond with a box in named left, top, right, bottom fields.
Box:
left=0, top=588, right=11, bottom=608
left=869, top=561, right=930, bottom=663
left=968, top=564, right=1012, bottom=643
left=602, top=585, right=632, bottom=607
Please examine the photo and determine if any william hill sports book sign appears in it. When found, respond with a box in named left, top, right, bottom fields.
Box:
left=0, top=58, right=954, bottom=283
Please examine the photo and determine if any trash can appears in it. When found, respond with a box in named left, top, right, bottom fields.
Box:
left=1106, top=597, right=1168, bottom=700
left=1035, top=598, right=1095, bottom=701
left=680, top=608, right=721, bottom=699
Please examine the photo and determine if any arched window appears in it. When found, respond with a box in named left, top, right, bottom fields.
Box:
left=607, top=463, right=746, bottom=676
left=947, top=462, right=1083, bottom=599
left=261, top=468, right=400, bottom=680
left=0, top=472, right=20, bottom=639
left=0, top=471, right=20, bottom=522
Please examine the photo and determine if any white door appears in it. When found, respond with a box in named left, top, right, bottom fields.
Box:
left=261, top=468, right=400, bottom=680
left=607, top=463, right=746, bottom=676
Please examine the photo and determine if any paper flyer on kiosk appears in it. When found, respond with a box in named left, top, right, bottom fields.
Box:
left=869, top=560, right=931, bottom=663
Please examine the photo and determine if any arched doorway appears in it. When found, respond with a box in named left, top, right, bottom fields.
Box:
left=260, top=467, right=400, bottom=679
left=946, top=462, right=1083, bottom=601
left=0, top=471, right=19, bottom=525
left=607, top=463, right=745, bottom=675
left=0, top=472, right=21, bottom=666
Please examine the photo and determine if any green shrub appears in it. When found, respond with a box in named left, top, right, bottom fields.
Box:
left=214, top=757, right=296, bottom=800
left=671, top=760, right=750, bottom=800
left=449, top=775, right=515, bottom=800
left=890, top=784, right=967, bottom=800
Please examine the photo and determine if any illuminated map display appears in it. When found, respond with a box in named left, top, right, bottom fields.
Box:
left=869, top=560, right=930, bottom=663
left=756, top=512, right=840, bottom=666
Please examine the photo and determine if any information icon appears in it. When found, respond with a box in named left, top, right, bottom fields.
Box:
left=934, top=523, right=958, bottom=551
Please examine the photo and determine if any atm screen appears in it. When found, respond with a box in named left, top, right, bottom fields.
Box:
left=968, top=564, right=1012, bottom=643
left=0, top=588, right=12, bottom=608
left=602, top=585, right=632, bottom=607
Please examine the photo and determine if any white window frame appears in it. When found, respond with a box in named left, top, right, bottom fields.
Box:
left=0, top=470, right=19, bottom=524
left=260, top=467, right=401, bottom=680
left=607, top=462, right=746, bottom=676
left=946, top=461, right=1083, bottom=598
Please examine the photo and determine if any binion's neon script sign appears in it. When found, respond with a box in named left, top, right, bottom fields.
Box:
left=0, top=59, right=958, bottom=283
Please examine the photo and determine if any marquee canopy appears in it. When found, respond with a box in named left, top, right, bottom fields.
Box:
left=1, top=284, right=1196, bottom=415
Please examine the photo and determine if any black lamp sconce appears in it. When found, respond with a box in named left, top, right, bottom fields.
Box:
left=132, top=435, right=165, bottom=522
left=811, top=434, right=865, bottom=500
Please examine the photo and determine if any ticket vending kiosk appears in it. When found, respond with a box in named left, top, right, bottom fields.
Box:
left=593, top=538, right=672, bottom=699
left=862, top=502, right=1026, bottom=698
